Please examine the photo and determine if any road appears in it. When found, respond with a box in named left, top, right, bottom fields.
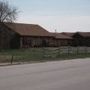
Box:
left=0, top=58, right=90, bottom=90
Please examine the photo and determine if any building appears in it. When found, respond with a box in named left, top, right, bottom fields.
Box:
left=0, top=23, right=54, bottom=49
left=62, top=32, right=90, bottom=46
left=0, top=22, right=90, bottom=49
left=61, top=32, right=75, bottom=46
left=52, top=33, right=72, bottom=46
left=72, top=32, right=90, bottom=46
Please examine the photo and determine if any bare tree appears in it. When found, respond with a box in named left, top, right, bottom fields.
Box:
left=0, top=0, right=18, bottom=23
left=0, top=0, right=18, bottom=49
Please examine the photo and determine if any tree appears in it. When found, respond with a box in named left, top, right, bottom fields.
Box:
left=0, top=0, right=18, bottom=23
left=0, top=0, right=18, bottom=49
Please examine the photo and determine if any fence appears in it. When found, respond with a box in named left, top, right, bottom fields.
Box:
left=42, top=47, right=90, bottom=58
left=0, top=47, right=90, bottom=64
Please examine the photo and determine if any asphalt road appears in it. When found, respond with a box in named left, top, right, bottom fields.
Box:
left=0, top=58, right=90, bottom=90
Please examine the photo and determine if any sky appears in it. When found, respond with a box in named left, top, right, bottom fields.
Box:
left=4, top=0, right=90, bottom=32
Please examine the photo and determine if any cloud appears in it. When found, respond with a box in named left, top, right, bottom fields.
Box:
left=17, top=15, right=90, bottom=32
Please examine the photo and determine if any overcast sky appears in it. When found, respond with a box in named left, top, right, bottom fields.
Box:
left=6, top=0, right=90, bottom=32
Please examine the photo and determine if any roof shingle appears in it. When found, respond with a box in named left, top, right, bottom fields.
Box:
left=5, top=23, right=52, bottom=37
left=61, top=32, right=75, bottom=37
left=52, top=33, right=72, bottom=39
left=76, top=32, right=90, bottom=37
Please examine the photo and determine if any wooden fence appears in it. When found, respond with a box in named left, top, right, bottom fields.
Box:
left=0, top=47, right=90, bottom=64
left=42, top=47, right=90, bottom=57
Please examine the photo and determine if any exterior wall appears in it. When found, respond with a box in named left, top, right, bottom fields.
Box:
left=72, top=33, right=90, bottom=46
left=19, top=33, right=90, bottom=48
left=0, top=25, right=12, bottom=49
left=48, top=38, right=56, bottom=47
left=3, top=24, right=90, bottom=48
left=0, top=25, right=20, bottom=49
left=54, top=39, right=72, bottom=47
left=73, top=33, right=86, bottom=46
left=22, top=36, right=42, bottom=48
left=80, top=37, right=90, bottom=46
left=85, top=37, right=90, bottom=46
left=10, top=34, right=20, bottom=49
left=21, top=36, right=55, bottom=48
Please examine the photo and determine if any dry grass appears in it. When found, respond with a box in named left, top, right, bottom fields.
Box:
left=0, top=47, right=90, bottom=63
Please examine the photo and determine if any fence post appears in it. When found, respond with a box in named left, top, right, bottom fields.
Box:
left=42, top=47, right=45, bottom=58
left=67, top=46, right=71, bottom=55
left=84, top=47, right=87, bottom=55
left=76, top=47, right=79, bottom=55
left=11, top=55, right=14, bottom=64
left=57, top=47, right=60, bottom=57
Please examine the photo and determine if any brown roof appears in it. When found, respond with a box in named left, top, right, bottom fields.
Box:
left=76, top=32, right=90, bottom=37
left=62, top=32, right=90, bottom=38
left=61, top=32, right=75, bottom=37
left=5, top=23, right=52, bottom=37
left=52, top=33, right=72, bottom=39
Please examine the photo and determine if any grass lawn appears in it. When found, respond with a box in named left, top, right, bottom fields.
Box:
left=0, top=47, right=90, bottom=63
